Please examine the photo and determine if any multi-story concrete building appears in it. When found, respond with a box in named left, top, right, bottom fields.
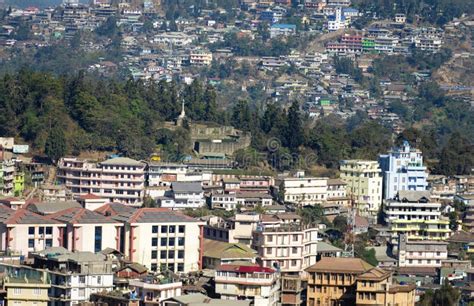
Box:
left=46, top=207, right=123, bottom=253
left=129, top=277, right=182, bottom=305
left=463, top=196, right=474, bottom=233
left=189, top=52, right=212, bottom=65
left=276, top=175, right=328, bottom=206
left=340, top=160, right=383, bottom=218
left=114, top=208, right=204, bottom=273
left=203, top=213, right=260, bottom=246
left=306, top=257, right=373, bottom=306
left=379, top=141, right=428, bottom=200
left=0, top=264, right=50, bottom=306
left=398, top=235, right=448, bottom=268
left=215, top=264, right=280, bottom=306
left=146, top=162, right=211, bottom=188
left=31, top=248, right=114, bottom=305
left=383, top=191, right=451, bottom=250
left=252, top=215, right=319, bottom=274
left=158, top=182, right=205, bottom=209
left=1, top=160, right=15, bottom=196
left=211, top=191, right=273, bottom=211
left=355, top=267, right=416, bottom=306
left=58, top=157, right=146, bottom=205
left=0, top=205, right=65, bottom=256
left=306, top=257, right=416, bottom=306
left=326, top=179, right=350, bottom=207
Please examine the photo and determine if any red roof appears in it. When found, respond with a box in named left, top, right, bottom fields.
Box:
left=217, top=264, right=275, bottom=274
left=78, top=193, right=103, bottom=200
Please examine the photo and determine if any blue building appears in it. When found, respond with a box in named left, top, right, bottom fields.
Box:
left=270, top=24, right=297, bottom=38
left=378, top=141, right=428, bottom=200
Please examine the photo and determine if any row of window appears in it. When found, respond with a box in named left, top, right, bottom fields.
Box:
left=151, top=250, right=185, bottom=259
left=28, top=238, right=53, bottom=248
left=151, top=237, right=185, bottom=247
left=152, top=225, right=186, bottom=234
left=150, top=262, right=184, bottom=272
left=267, top=234, right=300, bottom=243
left=266, top=247, right=300, bottom=255
left=28, top=226, right=53, bottom=235
left=13, top=288, right=42, bottom=295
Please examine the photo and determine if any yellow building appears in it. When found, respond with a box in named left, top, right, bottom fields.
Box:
left=1, top=266, right=50, bottom=306
left=340, top=160, right=383, bottom=219
left=306, top=257, right=416, bottom=306
left=306, top=257, right=373, bottom=306
left=356, top=267, right=416, bottom=306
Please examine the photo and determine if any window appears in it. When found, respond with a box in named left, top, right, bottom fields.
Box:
left=178, top=237, right=185, bottom=246
left=267, top=248, right=272, bottom=255
left=39, top=227, right=44, bottom=235
left=292, top=247, right=298, bottom=254
left=178, top=250, right=184, bottom=259
left=151, top=263, right=157, bottom=271
left=28, top=239, right=34, bottom=248
left=97, top=276, right=101, bottom=285
left=267, top=235, right=273, bottom=242
left=293, top=234, right=298, bottom=241
left=291, top=260, right=297, bottom=266
left=177, top=263, right=184, bottom=272
left=160, top=250, right=167, bottom=259
left=178, top=225, right=185, bottom=233
left=94, top=226, right=102, bottom=253
left=169, top=226, right=175, bottom=233
left=13, top=288, right=21, bottom=295
left=169, top=237, right=175, bottom=246
left=168, top=250, right=175, bottom=259
left=46, top=227, right=53, bottom=235
left=152, top=238, right=158, bottom=247
left=28, top=227, right=35, bottom=235
left=79, top=276, right=85, bottom=284
left=79, top=288, right=85, bottom=297
left=152, top=226, right=158, bottom=233
left=151, top=250, right=157, bottom=259
left=45, top=239, right=53, bottom=248
left=33, top=288, right=41, bottom=295
left=161, top=226, right=168, bottom=233
left=161, top=238, right=167, bottom=246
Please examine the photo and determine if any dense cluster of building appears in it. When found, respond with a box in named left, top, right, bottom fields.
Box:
left=0, top=137, right=472, bottom=305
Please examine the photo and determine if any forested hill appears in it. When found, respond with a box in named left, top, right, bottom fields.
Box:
left=0, top=70, right=472, bottom=175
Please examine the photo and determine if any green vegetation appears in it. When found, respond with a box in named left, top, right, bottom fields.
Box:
left=417, top=280, right=460, bottom=306
left=353, top=0, right=473, bottom=25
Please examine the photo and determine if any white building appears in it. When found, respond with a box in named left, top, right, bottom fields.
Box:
left=211, top=191, right=273, bottom=211
left=0, top=205, right=65, bottom=256
left=277, top=176, right=328, bottom=206
left=327, top=7, right=346, bottom=31
left=58, top=157, right=146, bottom=206
left=383, top=191, right=451, bottom=249
left=47, top=207, right=122, bottom=253
left=215, top=264, right=280, bottom=306
left=379, top=141, right=428, bottom=200
left=116, top=208, right=204, bottom=273
left=252, top=214, right=319, bottom=275
left=189, top=52, right=213, bottom=65
left=32, top=248, right=114, bottom=305
left=158, top=182, right=205, bottom=209
left=398, top=235, right=448, bottom=268
left=340, top=160, right=383, bottom=218
left=153, top=32, right=196, bottom=46
left=129, top=277, right=182, bottom=305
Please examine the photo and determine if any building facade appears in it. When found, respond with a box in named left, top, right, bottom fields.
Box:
left=340, top=160, right=383, bottom=218
left=58, top=157, right=146, bottom=205
left=379, top=141, right=428, bottom=200
left=215, top=264, right=280, bottom=306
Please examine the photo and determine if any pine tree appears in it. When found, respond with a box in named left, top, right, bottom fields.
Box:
left=45, top=124, right=67, bottom=163
left=285, top=100, right=303, bottom=150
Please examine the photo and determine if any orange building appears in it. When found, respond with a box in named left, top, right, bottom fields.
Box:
left=306, top=257, right=416, bottom=306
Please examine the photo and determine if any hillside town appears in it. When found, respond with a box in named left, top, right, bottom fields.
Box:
left=0, top=0, right=472, bottom=305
